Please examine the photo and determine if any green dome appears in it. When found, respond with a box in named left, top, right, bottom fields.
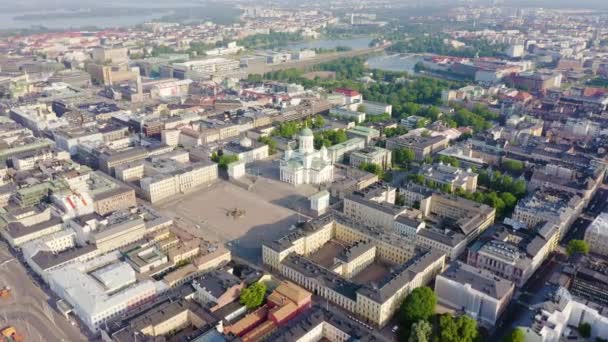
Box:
left=300, top=127, right=313, bottom=136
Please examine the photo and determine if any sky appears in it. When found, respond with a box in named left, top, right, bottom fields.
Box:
left=0, top=0, right=606, bottom=11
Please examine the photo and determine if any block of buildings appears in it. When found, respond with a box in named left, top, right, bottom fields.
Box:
left=262, top=213, right=445, bottom=327
left=467, top=221, right=558, bottom=287
left=416, top=194, right=496, bottom=260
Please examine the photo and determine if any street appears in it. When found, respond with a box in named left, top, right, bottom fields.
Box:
left=0, top=241, right=86, bottom=342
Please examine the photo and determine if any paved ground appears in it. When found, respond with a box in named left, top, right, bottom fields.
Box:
left=351, top=261, right=393, bottom=284
left=0, top=241, right=86, bottom=342
left=157, top=175, right=318, bottom=264
left=308, top=240, right=347, bottom=268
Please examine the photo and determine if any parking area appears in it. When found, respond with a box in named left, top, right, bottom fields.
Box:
left=0, top=241, right=86, bottom=342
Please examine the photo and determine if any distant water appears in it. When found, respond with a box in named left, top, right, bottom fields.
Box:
left=284, top=37, right=373, bottom=51
left=0, top=10, right=172, bottom=30
left=366, top=53, right=423, bottom=73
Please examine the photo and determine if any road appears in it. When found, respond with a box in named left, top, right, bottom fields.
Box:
left=0, top=241, right=86, bottom=342
left=561, top=187, right=608, bottom=245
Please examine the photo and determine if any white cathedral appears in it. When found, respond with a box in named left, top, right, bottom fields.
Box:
left=279, top=127, right=334, bottom=186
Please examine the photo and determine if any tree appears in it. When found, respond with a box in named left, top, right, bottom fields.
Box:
left=359, top=162, right=384, bottom=178
left=258, top=136, right=277, bottom=155
left=567, top=240, right=590, bottom=256
left=502, top=160, right=524, bottom=173
left=409, top=320, right=432, bottom=342
left=313, top=115, right=325, bottom=129
left=503, top=328, right=525, bottom=342
left=437, top=314, right=478, bottom=342
left=400, top=287, right=437, bottom=325
left=396, top=193, right=406, bottom=206
left=578, top=322, right=591, bottom=338
left=240, top=282, right=267, bottom=309
left=456, top=315, right=479, bottom=342
left=394, top=147, right=416, bottom=166
left=512, top=179, right=527, bottom=197
left=212, top=152, right=239, bottom=169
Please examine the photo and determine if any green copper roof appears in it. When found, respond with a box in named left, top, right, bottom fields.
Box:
left=300, top=127, right=313, bottom=137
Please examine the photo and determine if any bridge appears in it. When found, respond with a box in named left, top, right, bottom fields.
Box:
left=243, top=44, right=390, bottom=75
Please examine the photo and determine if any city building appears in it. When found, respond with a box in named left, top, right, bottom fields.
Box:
left=360, top=100, right=392, bottom=116
left=169, top=58, right=240, bottom=79
left=192, top=270, right=244, bottom=312
left=326, top=137, right=365, bottom=164
left=223, top=281, right=312, bottom=340
left=512, top=188, right=584, bottom=239
left=266, top=306, right=379, bottom=342
left=386, top=134, right=448, bottom=161
left=584, top=213, right=608, bottom=257
left=524, top=287, right=608, bottom=342
left=115, top=151, right=218, bottom=203
left=419, top=163, right=478, bottom=192
left=102, top=297, right=219, bottom=342
left=48, top=252, right=165, bottom=332
left=223, top=136, right=269, bottom=163
left=280, top=128, right=333, bottom=186
left=349, top=146, right=392, bottom=170
left=435, top=261, right=515, bottom=326
left=343, top=183, right=411, bottom=231
left=346, top=126, right=380, bottom=145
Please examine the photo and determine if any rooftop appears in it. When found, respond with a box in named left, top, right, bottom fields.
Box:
left=439, top=261, right=514, bottom=299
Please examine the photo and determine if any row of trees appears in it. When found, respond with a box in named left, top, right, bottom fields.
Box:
left=476, top=169, right=527, bottom=198
left=272, top=115, right=325, bottom=139
left=388, top=34, right=507, bottom=58
left=211, top=152, right=239, bottom=169
left=398, top=287, right=481, bottom=342
left=313, top=129, right=348, bottom=149
left=258, top=136, right=278, bottom=155
left=451, top=104, right=499, bottom=133
left=238, top=31, right=304, bottom=49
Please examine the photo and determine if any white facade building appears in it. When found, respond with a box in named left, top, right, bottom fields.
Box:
left=279, top=128, right=334, bottom=186
left=47, top=252, right=166, bottom=332
left=584, top=213, right=608, bottom=257
left=435, top=261, right=515, bottom=326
